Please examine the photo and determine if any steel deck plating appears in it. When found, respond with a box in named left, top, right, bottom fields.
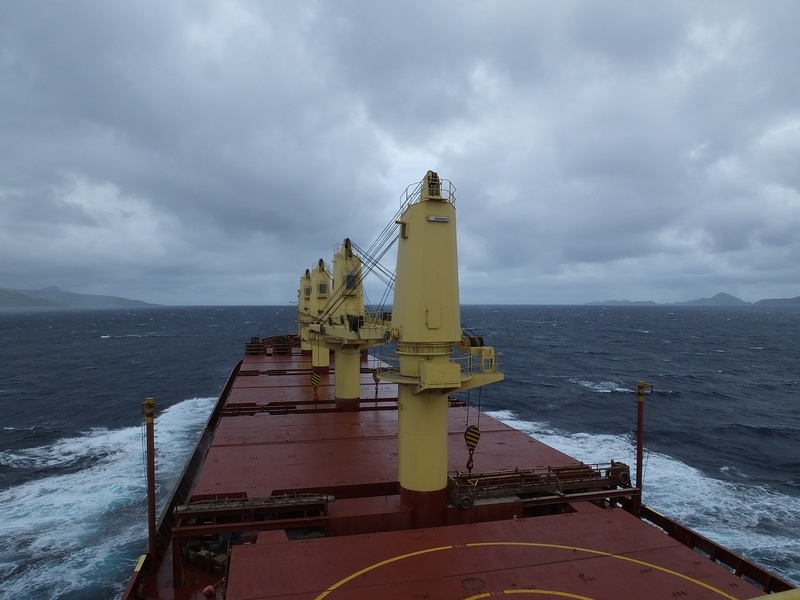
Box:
left=128, top=342, right=791, bottom=599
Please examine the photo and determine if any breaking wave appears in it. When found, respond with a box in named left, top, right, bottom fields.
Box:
left=488, top=409, right=800, bottom=585
left=0, top=397, right=216, bottom=600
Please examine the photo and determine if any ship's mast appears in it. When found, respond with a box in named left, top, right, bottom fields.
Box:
left=308, top=241, right=387, bottom=409
left=298, top=269, right=313, bottom=355
left=298, top=259, right=332, bottom=373
left=330, top=239, right=367, bottom=408
left=383, top=171, right=503, bottom=526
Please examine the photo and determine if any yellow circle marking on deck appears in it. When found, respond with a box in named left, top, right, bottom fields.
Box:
left=467, top=542, right=738, bottom=600
left=313, top=546, right=452, bottom=599
left=313, top=541, right=739, bottom=600
left=465, top=590, right=594, bottom=599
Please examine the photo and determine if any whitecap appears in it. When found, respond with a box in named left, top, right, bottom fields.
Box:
left=569, top=378, right=631, bottom=394
left=487, top=410, right=800, bottom=586
left=0, top=396, right=216, bottom=599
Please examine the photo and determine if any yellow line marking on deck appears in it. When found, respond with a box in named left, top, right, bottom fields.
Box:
left=314, top=546, right=451, bottom=599
left=465, top=590, right=594, bottom=599
left=314, top=541, right=738, bottom=600
left=467, top=542, right=738, bottom=600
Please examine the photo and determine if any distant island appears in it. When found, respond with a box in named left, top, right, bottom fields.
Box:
left=0, top=286, right=156, bottom=308
left=586, top=292, right=800, bottom=307
left=3, top=287, right=799, bottom=309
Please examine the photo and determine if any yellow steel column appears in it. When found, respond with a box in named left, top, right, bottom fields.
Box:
left=311, top=341, right=330, bottom=374
left=334, top=348, right=361, bottom=409
left=365, top=172, right=503, bottom=524
left=397, top=387, right=449, bottom=492
left=392, top=172, right=460, bottom=520
left=310, top=260, right=331, bottom=374
left=329, top=241, right=366, bottom=409
left=298, top=270, right=312, bottom=354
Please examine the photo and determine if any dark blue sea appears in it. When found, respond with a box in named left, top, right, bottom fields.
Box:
left=1, top=305, right=798, bottom=599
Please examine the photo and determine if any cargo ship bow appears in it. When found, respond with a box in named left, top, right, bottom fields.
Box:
left=123, top=172, right=795, bottom=600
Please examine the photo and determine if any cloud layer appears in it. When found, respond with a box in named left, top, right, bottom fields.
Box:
left=2, top=1, right=799, bottom=304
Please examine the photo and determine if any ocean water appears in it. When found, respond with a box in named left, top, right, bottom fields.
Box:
left=1, top=305, right=798, bottom=599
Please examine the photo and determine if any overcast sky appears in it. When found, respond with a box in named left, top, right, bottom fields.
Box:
left=2, top=1, right=799, bottom=305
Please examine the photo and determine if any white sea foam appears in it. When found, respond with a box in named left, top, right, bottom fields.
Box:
left=487, top=410, right=800, bottom=585
left=568, top=378, right=632, bottom=394
left=0, top=396, right=216, bottom=600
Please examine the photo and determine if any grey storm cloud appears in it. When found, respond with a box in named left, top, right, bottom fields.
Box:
left=1, top=0, right=799, bottom=305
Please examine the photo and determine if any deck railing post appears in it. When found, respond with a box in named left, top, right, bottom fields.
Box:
left=635, top=382, right=653, bottom=493
left=144, top=397, right=157, bottom=558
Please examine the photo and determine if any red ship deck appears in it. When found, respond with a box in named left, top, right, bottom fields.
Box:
left=227, top=507, right=758, bottom=600
left=129, top=340, right=790, bottom=600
